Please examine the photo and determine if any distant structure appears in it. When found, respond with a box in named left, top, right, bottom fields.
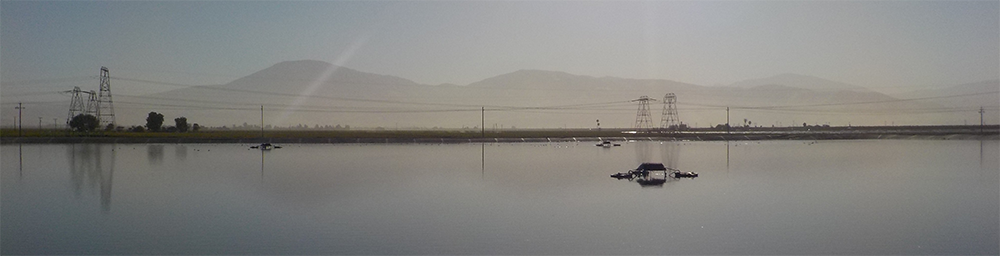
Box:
left=632, top=96, right=655, bottom=131
left=64, top=86, right=93, bottom=127
left=96, top=67, right=115, bottom=127
left=85, top=90, right=99, bottom=117
left=659, top=93, right=680, bottom=131
left=64, top=67, right=115, bottom=128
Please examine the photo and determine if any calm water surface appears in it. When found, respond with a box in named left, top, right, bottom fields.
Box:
left=2, top=140, right=998, bottom=254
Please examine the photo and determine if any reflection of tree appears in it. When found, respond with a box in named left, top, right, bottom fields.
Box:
left=175, top=145, right=187, bottom=161
left=68, top=144, right=115, bottom=212
left=148, top=145, right=164, bottom=165
left=635, top=141, right=654, bottom=163
left=18, top=144, right=23, bottom=179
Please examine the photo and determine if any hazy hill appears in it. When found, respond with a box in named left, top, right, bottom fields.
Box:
left=221, top=60, right=421, bottom=93
left=729, top=73, right=873, bottom=92
left=137, top=60, right=961, bottom=129
left=891, top=80, right=999, bottom=108
left=468, top=69, right=703, bottom=91
left=4, top=60, right=991, bottom=129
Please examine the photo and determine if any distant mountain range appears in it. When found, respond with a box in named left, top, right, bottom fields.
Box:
left=126, top=60, right=998, bottom=128
left=6, top=60, right=994, bottom=129
left=890, top=79, right=1000, bottom=108
left=727, top=73, right=874, bottom=92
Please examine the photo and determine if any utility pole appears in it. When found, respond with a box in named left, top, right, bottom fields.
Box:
left=38, top=117, right=42, bottom=129
left=15, top=103, right=24, bottom=136
left=979, top=106, right=985, bottom=133
left=260, top=105, right=264, bottom=139
left=726, top=107, right=730, bottom=134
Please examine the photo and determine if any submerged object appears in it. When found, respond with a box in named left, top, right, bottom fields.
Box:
left=596, top=141, right=622, bottom=147
left=250, top=143, right=280, bottom=150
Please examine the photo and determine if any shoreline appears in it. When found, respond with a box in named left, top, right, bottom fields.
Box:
left=3, top=132, right=996, bottom=144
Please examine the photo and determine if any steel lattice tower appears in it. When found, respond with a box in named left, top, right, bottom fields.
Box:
left=85, top=90, right=99, bottom=117
left=632, top=96, right=655, bottom=131
left=659, top=93, right=680, bottom=130
left=65, top=87, right=90, bottom=127
left=96, top=67, right=115, bottom=127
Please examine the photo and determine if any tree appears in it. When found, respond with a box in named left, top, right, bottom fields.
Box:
left=192, top=123, right=200, bottom=132
left=175, top=117, right=189, bottom=132
left=146, top=112, right=164, bottom=132
left=69, top=114, right=99, bottom=132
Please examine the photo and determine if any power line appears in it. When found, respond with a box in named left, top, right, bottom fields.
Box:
left=0, top=76, right=95, bottom=87
left=110, top=75, right=642, bottom=111
left=114, top=100, right=480, bottom=113
left=743, top=91, right=1000, bottom=110
left=107, top=75, right=999, bottom=111
left=110, top=76, right=514, bottom=109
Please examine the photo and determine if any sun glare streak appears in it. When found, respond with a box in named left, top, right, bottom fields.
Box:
left=275, top=35, right=371, bottom=125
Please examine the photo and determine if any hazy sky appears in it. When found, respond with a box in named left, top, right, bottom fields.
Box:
left=2, top=0, right=998, bottom=95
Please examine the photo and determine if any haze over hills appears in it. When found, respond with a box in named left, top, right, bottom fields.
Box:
left=222, top=60, right=422, bottom=93
left=727, top=73, right=874, bottom=92
left=5, top=60, right=993, bottom=130
left=891, top=79, right=1000, bottom=109
left=118, top=60, right=995, bottom=129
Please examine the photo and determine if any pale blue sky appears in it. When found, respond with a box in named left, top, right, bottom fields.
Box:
left=2, top=0, right=998, bottom=95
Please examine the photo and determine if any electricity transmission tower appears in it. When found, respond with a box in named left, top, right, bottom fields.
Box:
left=85, top=90, right=99, bottom=117
left=65, top=86, right=91, bottom=127
left=659, top=93, right=680, bottom=131
left=632, top=96, right=656, bottom=131
left=96, top=67, right=115, bottom=127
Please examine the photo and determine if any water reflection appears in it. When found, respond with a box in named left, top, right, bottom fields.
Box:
left=18, top=144, right=22, bottom=179
left=635, top=172, right=675, bottom=188
left=635, top=140, right=654, bottom=163
left=3, top=141, right=996, bottom=254
left=618, top=144, right=688, bottom=188
left=481, top=143, right=485, bottom=179
left=67, top=144, right=115, bottom=212
left=147, top=145, right=164, bottom=165
left=175, top=145, right=187, bottom=161
left=661, top=141, right=678, bottom=169
left=260, top=149, right=266, bottom=183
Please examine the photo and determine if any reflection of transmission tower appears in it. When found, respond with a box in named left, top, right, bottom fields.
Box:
left=96, top=67, right=115, bottom=127
left=632, top=96, right=656, bottom=131
left=660, top=93, right=679, bottom=131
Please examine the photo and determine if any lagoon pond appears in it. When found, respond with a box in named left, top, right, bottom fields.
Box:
left=2, top=140, right=998, bottom=254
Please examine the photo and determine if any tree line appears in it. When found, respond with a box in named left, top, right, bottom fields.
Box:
left=68, top=112, right=199, bottom=133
